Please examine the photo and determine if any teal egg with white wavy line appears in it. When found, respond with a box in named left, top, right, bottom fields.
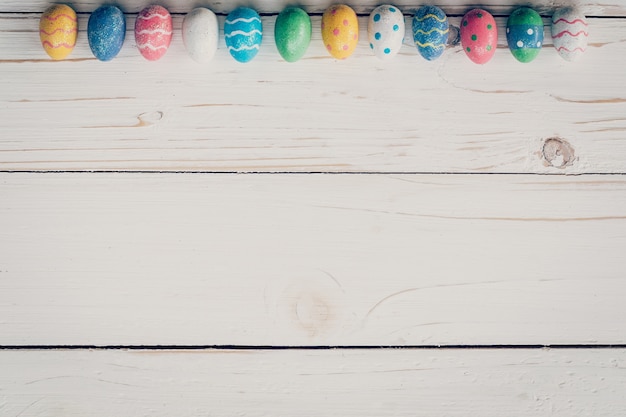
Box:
left=225, top=7, right=262, bottom=63
left=413, top=5, right=449, bottom=61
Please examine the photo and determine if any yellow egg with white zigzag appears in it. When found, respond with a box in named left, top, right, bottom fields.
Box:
left=40, top=4, right=78, bottom=60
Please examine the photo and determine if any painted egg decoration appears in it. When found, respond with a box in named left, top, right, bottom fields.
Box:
left=88, top=5, right=126, bottom=62
left=460, top=9, right=497, bottom=64
left=225, top=7, right=263, bottom=63
left=135, top=5, right=172, bottom=61
left=275, top=6, right=312, bottom=62
left=39, top=4, right=77, bottom=60
left=368, top=5, right=404, bottom=60
left=506, top=7, right=543, bottom=63
left=552, top=8, right=588, bottom=62
left=182, top=8, right=219, bottom=63
left=413, top=5, right=449, bottom=61
left=322, top=4, right=359, bottom=60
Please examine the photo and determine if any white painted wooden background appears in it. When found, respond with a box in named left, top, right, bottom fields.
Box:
left=1, top=0, right=626, bottom=415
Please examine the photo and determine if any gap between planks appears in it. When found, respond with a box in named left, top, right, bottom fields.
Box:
left=2, top=171, right=626, bottom=175
left=3, top=344, right=626, bottom=351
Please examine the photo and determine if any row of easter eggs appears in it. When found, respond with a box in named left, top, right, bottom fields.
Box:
left=40, top=3, right=588, bottom=64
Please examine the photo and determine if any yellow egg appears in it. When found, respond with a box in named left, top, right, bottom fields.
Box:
left=322, top=4, right=359, bottom=59
left=40, top=4, right=78, bottom=60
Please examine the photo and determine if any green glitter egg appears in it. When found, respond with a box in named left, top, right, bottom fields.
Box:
left=275, top=6, right=312, bottom=62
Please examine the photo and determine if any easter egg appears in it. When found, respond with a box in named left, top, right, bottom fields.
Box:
left=413, top=5, right=449, bottom=61
left=367, top=5, right=404, bottom=60
left=461, top=9, right=497, bottom=64
left=506, top=7, right=543, bottom=63
left=39, top=4, right=77, bottom=60
left=182, top=8, right=219, bottom=63
left=135, top=5, right=172, bottom=61
left=88, top=5, right=126, bottom=62
left=551, top=8, right=588, bottom=62
left=275, top=7, right=311, bottom=62
left=322, top=5, right=358, bottom=60
left=225, top=7, right=263, bottom=63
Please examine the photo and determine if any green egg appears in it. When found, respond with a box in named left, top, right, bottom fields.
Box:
left=274, top=6, right=311, bottom=62
left=506, top=7, right=544, bottom=63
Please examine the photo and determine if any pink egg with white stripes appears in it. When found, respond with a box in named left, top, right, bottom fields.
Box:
left=551, top=8, right=588, bottom=62
left=135, top=5, right=172, bottom=61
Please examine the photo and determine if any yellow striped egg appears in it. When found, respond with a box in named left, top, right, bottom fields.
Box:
left=40, top=4, right=78, bottom=60
left=322, top=5, right=358, bottom=59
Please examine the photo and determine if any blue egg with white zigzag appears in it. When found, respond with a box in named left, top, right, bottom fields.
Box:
left=225, top=7, right=263, bottom=63
left=413, top=5, right=449, bottom=61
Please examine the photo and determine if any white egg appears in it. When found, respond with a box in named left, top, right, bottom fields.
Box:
left=182, top=8, right=219, bottom=63
left=368, top=4, right=405, bottom=60
left=551, top=8, right=588, bottom=62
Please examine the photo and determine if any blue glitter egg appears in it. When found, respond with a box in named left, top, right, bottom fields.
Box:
left=224, top=7, right=263, bottom=63
left=88, top=5, right=126, bottom=62
left=413, top=5, right=449, bottom=61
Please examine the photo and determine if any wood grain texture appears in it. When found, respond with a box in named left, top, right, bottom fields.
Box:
left=1, top=14, right=625, bottom=173
left=2, top=0, right=624, bottom=413
left=2, top=173, right=625, bottom=346
left=1, top=349, right=625, bottom=416
left=3, top=0, right=626, bottom=15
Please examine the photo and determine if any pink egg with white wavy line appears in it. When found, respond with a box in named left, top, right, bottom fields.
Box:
left=551, top=8, right=588, bottom=62
left=135, top=5, right=172, bottom=61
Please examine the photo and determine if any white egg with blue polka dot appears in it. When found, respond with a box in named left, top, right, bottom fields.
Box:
left=367, top=4, right=405, bottom=60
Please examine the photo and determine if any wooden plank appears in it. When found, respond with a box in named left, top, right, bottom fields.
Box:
left=1, top=173, right=625, bottom=346
left=1, top=348, right=625, bottom=416
left=2, top=0, right=626, bottom=15
left=0, top=15, right=624, bottom=173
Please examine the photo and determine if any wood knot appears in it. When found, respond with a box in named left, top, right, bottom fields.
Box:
left=136, top=111, right=163, bottom=127
left=293, top=292, right=332, bottom=338
left=265, top=271, right=351, bottom=341
left=542, top=137, right=576, bottom=169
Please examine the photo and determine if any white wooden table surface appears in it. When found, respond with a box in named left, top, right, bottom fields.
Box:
left=1, top=1, right=626, bottom=415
